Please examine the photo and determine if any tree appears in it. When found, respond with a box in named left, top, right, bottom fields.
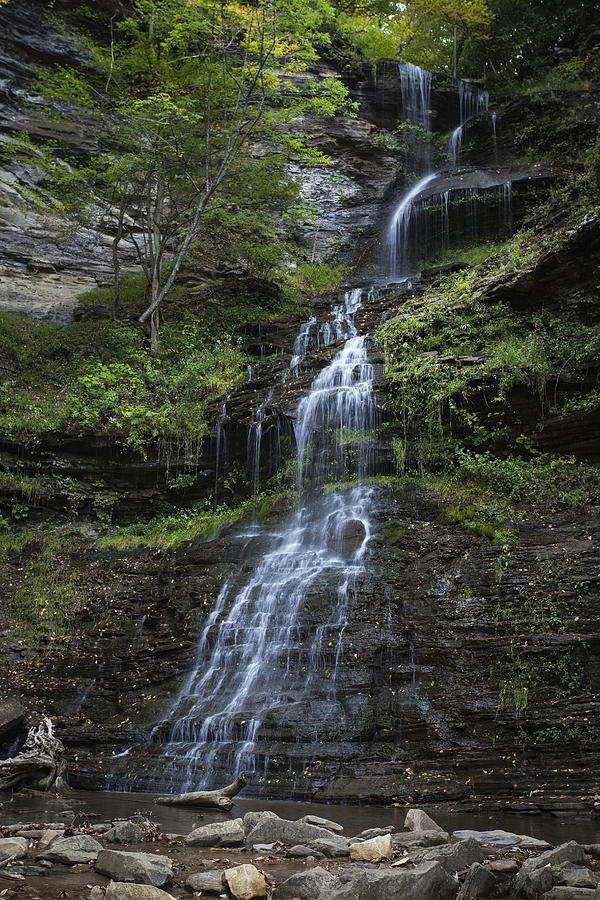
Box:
left=402, top=0, right=491, bottom=77
left=28, top=0, right=354, bottom=348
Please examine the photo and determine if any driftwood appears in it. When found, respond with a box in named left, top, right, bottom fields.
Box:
left=156, top=773, right=247, bottom=810
left=0, top=716, right=67, bottom=793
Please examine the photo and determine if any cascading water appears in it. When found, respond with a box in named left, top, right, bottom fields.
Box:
left=448, top=80, right=489, bottom=166
left=133, top=288, right=378, bottom=792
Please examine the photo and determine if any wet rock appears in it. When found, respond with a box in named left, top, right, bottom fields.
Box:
left=38, top=834, right=103, bottom=864
left=252, top=842, right=278, bottom=853
left=0, top=697, right=26, bottom=740
left=287, top=844, right=325, bottom=858
left=277, top=866, right=336, bottom=898
left=185, top=817, right=245, bottom=847
left=404, top=809, right=444, bottom=833
left=224, top=863, right=268, bottom=899
left=453, top=829, right=551, bottom=850
left=185, top=869, right=225, bottom=893
left=297, top=814, right=344, bottom=834
left=456, top=862, right=496, bottom=899
left=539, top=888, right=598, bottom=899
left=365, top=860, right=457, bottom=900
left=555, top=864, right=597, bottom=888
left=0, top=837, right=28, bottom=860
left=513, top=842, right=588, bottom=897
left=37, top=829, right=64, bottom=850
left=310, top=835, right=350, bottom=858
left=95, top=849, right=173, bottom=887
left=104, top=885, right=177, bottom=900
left=583, top=846, right=600, bottom=858
left=243, top=810, right=279, bottom=833
left=422, top=838, right=485, bottom=873
left=317, top=871, right=370, bottom=900
left=487, top=858, right=519, bottom=874
left=104, top=822, right=146, bottom=844
left=351, top=827, right=395, bottom=841
left=246, top=816, right=347, bottom=855
left=393, top=829, right=449, bottom=849
left=349, top=834, right=393, bottom=862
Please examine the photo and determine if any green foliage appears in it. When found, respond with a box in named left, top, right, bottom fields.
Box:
left=287, top=262, right=346, bottom=296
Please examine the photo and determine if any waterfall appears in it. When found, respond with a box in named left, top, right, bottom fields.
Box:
left=448, top=80, right=489, bottom=166
left=398, top=61, right=431, bottom=132
left=141, top=289, right=378, bottom=792
left=384, top=172, right=438, bottom=279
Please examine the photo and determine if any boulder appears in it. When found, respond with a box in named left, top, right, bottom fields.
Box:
left=513, top=842, right=587, bottom=897
left=393, top=830, right=449, bottom=849
left=104, top=822, right=146, bottom=844
left=487, top=858, right=519, bottom=874
left=95, top=849, right=173, bottom=887
left=185, top=818, right=245, bottom=847
left=224, top=863, right=268, bottom=900
left=37, top=829, right=64, bottom=850
left=422, top=837, right=484, bottom=873
left=317, top=871, right=370, bottom=900
left=456, top=862, right=496, bottom=899
left=540, top=889, right=599, bottom=899
left=90, top=887, right=105, bottom=900
left=243, top=811, right=279, bottom=834
left=366, top=860, right=458, bottom=900
left=185, top=869, right=225, bottom=894
left=297, top=815, right=344, bottom=834
left=351, top=827, right=395, bottom=842
left=349, top=834, right=393, bottom=862
left=0, top=697, right=26, bottom=740
left=246, top=817, right=348, bottom=856
left=0, top=837, right=28, bottom=860
left=555, top=864, right=597, bottom=888
left=452, top=829, right=551, bottom=850
left=104, top=885, right=177, bottom=900
left=39, top=834, right=103, bottom=864
left=405, top=809, right=444, bottom=834
left=276, top=866, right=336, bottom=898
left=288, top=844, right=325, bottom=858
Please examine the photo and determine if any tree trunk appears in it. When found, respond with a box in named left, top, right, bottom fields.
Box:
left=155, top=773, right=247, bottom=810
left=0, top=717, right=67, bottom=793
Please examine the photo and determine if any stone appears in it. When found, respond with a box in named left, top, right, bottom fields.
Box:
left=104, top=885, right=177, bottom=900
left=185, top=818, right=245, bottom=847
left=246, top=817, right=348, bottom=856
left=0, top=697, right=26, bottom=740
left=90, top=888, right=104, bottom=900
left=556, top=864, right=597, bottom=888
left=103, top=822, right=146, bottom=844
left=405, top=809, right=444, bottom=834
left=298, top=815, right=344, bottom=834
left=37, top=829, right=64, bottom=850
left=487, top=858, right=519, bottom=874
left=456, top=862, right=496, bottom=900
left=276, top=866, right=336, bottom=898
left=393, top=829, right=449, bottom=849
left=185, top=869, right=225, bottom=893
left=39, top=834, right=103, bottom=864
left=540, top=889, right=598, bottom=899
left=252, top=843, right=278, bottom=853
left=351, top=827, right=395, bottom=841
left=317, top=871, right=370, bottom=900
left=95, top=849, right=173, bottom=887
left=0, top=837, right=28, bottom=860
left=513, top=842, right=588, bottom=898
left=223, top=863, right=268, bottom=900
left=310, top=836, right=350, bottom=858
left=422, top=838, right=485, bottom=873
left=452, top=829, right=551, bottom=850
left=243, top=811, right=279, bottom=834
left=287, top=844, right=325, bottom=858
left=349, top=834, right=393, bottom=862
left=365, top=860, right=458, bottom=900
left=583, top=846, right=600, bottom=858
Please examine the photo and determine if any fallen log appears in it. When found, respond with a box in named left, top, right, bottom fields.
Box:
left=156, top=773, right=247, bottom=810
left=0, top=716, right=67, bottom=793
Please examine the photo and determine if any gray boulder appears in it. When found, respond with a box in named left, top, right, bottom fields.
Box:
left=0, top=837, right=28, bottom=860
left=104, top=822, right=146, bottom=844
left=556, top=863, right=597, bottom=888
left=95, top=849, right=173, bottom=887
left=288, top=844, right=325, bottom=859
left=298, top=815, right=344, bottom=834
left=540, top=889, right=599, bottom=899
left=351, top=827, right=395, bottom=842
left=317, top=871, right=370, bottom=900
left=453, top=829, right=551, bottom=850
left=185, top=869, right=225, bottom=893
left=246, top=817, right=348, bottom=857
left=456, top=862, right=496, bottom=899
left=513, top=841, right=587, bottom=898
left=393, top=829, right=449, bottom=849
left=0, top=697, right=26, bottom=740
left=185, top=818, right=245, bottom=847
left=277, top=866, right=336, bottom=898
left=405, top=809, right=444, bottom=834
left=365, top=860, right=458, bottom=900
left=243, top=810, right=279, bottom=833
left=39, top=834, right=103, bottom=864
left=422, top=837, right=484, bottom=873
left=104, top=885, right=177, bottom=900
